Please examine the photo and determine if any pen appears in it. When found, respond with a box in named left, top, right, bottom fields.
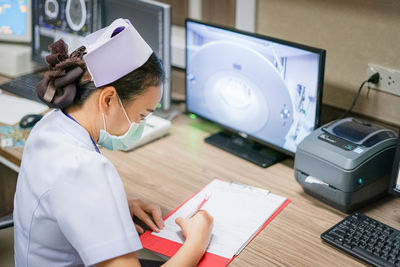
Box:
left=186, top=194, right=210, bottom=218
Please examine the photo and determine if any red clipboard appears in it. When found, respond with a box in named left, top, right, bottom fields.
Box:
left=140, top=180, right=291, bottom=266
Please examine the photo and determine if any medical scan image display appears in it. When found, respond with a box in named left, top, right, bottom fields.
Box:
left=32, top=0, right=101, bottom=62
left=186, top=21, right=323, bottom=153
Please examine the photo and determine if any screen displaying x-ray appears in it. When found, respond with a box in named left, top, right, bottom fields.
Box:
left=0, top=0, right=27, bottom=36
left=186, top=21, right=324, bottom=153
left=32, top=0, right=102, bottom=63
left=395, top=165, right=400, bottom=191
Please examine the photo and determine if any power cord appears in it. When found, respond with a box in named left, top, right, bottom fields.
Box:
left=340, top=72, right=380, bottom=118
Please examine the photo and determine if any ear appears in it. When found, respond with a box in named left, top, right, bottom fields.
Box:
left=98, top=86, right=118, bottom=114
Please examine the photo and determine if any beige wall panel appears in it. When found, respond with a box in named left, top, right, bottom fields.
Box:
left=158, top=0, right=188, bottom=26
left=202, top=0, right=236, bottom=27
left=257, top=0, right=400, bottom=126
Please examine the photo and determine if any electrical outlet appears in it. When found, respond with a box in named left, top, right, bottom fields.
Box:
left=366, top=64, right=400, bottom=96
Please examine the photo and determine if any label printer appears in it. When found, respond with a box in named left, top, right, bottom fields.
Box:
left=294, top=117, right=397, bottom=213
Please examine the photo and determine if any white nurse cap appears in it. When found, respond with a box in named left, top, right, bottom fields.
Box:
left=83, top=18, right=153, bottom=88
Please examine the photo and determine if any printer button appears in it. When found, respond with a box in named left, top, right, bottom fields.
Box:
left=345, top=144, right=355, bottom=150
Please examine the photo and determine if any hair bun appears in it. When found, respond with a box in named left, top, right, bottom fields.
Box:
left=36, top=39, right=87, bottom=109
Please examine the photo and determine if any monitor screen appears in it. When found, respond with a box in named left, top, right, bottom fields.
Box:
left=103, top=0, right=171, bottom=110
left=186, top=20, right=325, bottom=154
left=0, top=0, right=31, bottom=42
left=395, top=165, right=400, bottom=192
left=32, top=0, right=102, bottom=63
left=389, top=129, right=400, bottom=197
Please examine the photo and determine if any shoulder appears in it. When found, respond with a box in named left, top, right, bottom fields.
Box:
left=56, top=150, right=120, bottom=187
left=49, top=151, right=125, bottom=215
left=24, top=110, right=71, bottom=152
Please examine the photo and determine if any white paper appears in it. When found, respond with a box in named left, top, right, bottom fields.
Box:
left=153, top=180, right=286, bottom=259
left=0, top=94, right=48, bottom=125
left=304, top=175, right=329, bottom=186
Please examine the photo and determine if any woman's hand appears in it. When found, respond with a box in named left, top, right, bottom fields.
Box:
left=161, top=210, right=214, bottom=267
left=175, top=210, right=214, bottom=253
left=128, top=199, right=164, bottom=234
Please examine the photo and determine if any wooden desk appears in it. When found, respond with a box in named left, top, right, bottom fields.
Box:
left=1, top=75, right=399, bottom=265
left=0, top=76, right=20, bottom=217
left=101, top=115, right=400, bottom=266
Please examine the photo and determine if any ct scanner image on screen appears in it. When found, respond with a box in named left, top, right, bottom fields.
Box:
left=186, top=21, right=322, bottom=153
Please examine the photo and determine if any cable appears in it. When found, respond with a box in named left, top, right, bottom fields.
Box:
left=340, top=72, right=380, bottom=119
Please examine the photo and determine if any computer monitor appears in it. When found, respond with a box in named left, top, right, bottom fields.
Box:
left=0, top=0, right=31, bottom=42
left=186, top=19, right=326, bottom=167
left=31, top=0, right=102, bottom=63
left=103, top=0, right=171, bottom=111
left=389, top=128, right=400, bottom=197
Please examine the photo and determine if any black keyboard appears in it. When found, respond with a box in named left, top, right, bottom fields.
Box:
left=321, top=212, right=400, bottom=267
left=0, top=73, right=43, bottom=103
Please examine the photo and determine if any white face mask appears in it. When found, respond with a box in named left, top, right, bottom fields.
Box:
left=98, top=97, right=145, bottom=151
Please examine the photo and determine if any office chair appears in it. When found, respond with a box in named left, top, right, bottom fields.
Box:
left=0, top=214, right=13, bottom=229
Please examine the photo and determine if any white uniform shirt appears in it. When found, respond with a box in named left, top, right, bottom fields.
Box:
left=13, top=109, right=142, bottom=267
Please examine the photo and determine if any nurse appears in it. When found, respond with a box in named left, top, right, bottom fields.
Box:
left=13, top=19, right=213, bottom=267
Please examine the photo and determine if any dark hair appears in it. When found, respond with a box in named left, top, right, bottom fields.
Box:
left=74, top=53, right=165, bottom=106
left=36, top=39, right=165, bottom=109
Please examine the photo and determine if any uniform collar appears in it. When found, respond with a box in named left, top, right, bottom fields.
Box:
left=53, top=109, right=99, bottom=153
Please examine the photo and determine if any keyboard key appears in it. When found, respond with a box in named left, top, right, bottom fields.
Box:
left=324, top=233, right=335, bottom=241
left=322, top=212, right=400, bottom=267
left=384, top=228, right=393, bottom=235
left=343, top=242, right=352, bottom=249
left=353, top=246, right=388, bottom=265
left=334, top=229, right=346, bottom=237
left=336, top=237, right=344, bottom=244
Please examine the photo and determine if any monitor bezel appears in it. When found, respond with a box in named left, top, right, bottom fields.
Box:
left=185, top=18, right=326, bottom=156
left=0, top=0, right=32, bottom=43
left=31, top=0, right=42, bottom=64
left=388, top=128, right=400, bottom=197
left=103, top=0, right=171, bottom=111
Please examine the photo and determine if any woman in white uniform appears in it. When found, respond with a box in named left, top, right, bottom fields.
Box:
left=13, top=19, right=213, bottom=267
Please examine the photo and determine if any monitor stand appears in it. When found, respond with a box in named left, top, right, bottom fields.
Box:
left=205, top=131, right=287, bottom=168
